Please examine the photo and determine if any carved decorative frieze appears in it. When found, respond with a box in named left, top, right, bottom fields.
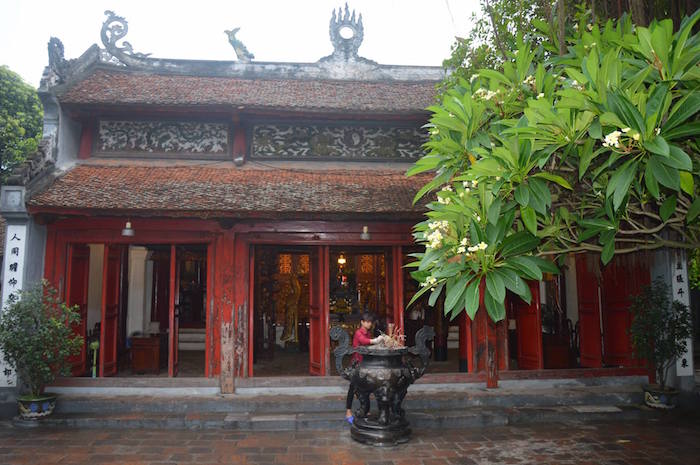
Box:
left=251, top=123, right=426, bottom=161
left=97, top=120, right=229, bottom=156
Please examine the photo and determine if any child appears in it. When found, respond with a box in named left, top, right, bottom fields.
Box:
left=345, top=312, right=385, bottom=423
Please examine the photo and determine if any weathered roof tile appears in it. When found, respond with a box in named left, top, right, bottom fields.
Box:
left=58, top=69, right=438, bottom=113
left=28, top=165, right=430, bottom=219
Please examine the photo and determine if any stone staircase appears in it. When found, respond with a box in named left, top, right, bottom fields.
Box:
left=178, top=327, right=205, bottom=351
left=20, top=375, right=662, bottom=430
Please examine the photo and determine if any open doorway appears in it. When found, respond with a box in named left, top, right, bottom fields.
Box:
left=253, top=246, right=311, bottom=376
left=66, top=243, right=208, bottom=378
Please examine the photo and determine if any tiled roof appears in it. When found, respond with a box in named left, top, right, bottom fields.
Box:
left=58, top=69, right=438, bottom=113
left=27, top=165, right=430, bottom=219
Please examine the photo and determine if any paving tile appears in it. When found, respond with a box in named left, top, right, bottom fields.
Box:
left=0, top=414, right=698, bottom=465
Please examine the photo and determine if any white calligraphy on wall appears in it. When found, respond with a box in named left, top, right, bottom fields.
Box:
left=672, top=250, right=694, bottom=377
left=0, top=224, right=27, bottom=387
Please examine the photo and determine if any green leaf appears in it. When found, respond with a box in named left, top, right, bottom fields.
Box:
left=428, top=282, right=445, bottom=307
left=659, top=194, right=677, bottom=222
left=680, top=171, right=694, bottom=196
left=665, top=93, right=700, bottom=131
left=600, top=112, right=625, bottom=128
left=645, top=83, right=668, bottom=129
left=687, top=197, right=700, bottom=223
left=607, top=92, right=645, bottom=135
left=520, top=205, right=537, bottom=235
left=499, top=231, right=540, bottom=258
left=662, top=145, right=692, bottom=171
left=464, top=279, right=480, bottom=319
left=444, top=275, right=469, bottom=316
left=485, top=272, right=506, bottom=303
left=515, top=184, right=530, bottom=206
left=644, top=162, right=660, bottom=199
left=589, top=119, right=602, bottom=139
left=672, top=9, right=700, bottom=76
left=648, top=155, right=680, bottom=190
left=531, top=172, right=572, bottom=190
left=496, top=268, right=531, bottom=304
left=406, top=282, right=432, bottom=308
left=601, top=239, right=615, bottom=265
left=484, top=289, right=506, bottom=322
left=663, top=121, right=700, bottom=141
left=606, top=160, right=638, bottom=210
left=528, top=256, right=559, bottom=275
left=643, top=136, right=670, bottom=157
left=478, top=69, right=512, bottom=86
left=507, top=256, right=543, bottom=281
left=487, top=197, right=502, bottom=225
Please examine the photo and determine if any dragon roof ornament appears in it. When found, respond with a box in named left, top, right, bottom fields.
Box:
left=100, top=10, right=151, bottom=66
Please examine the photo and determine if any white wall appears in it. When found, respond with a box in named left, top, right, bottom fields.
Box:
left=126, top=247, right=149, bottom=336
left=86, top=244, right=104, bottom=331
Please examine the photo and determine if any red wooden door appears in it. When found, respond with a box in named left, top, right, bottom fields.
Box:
left=308, top=246, right=328, bottom=375
left=514, top=282, right=543, bottom=370
left=100, top=245, right=122, bottom=377
left=575, top=254, right=602, bottom=368
left=169, top=245, right=179, bottom=377
left=601, top=254, right=650, bottom=367
left=66, top=244, right=90, bottom=376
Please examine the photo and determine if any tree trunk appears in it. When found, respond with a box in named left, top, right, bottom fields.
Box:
left=557, top=0, right=566, bottom=56
left=629, top=0, right=647, bottom=26
left=485, top=0, right=508, bottom=61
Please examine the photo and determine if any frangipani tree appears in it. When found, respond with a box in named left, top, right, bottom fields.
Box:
left=407, top=11, right=700, bottom=324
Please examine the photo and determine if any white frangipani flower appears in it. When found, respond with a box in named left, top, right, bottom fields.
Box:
left=603, top=130, right=622, bottom=148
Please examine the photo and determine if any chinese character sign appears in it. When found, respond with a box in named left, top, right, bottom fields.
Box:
left=672, top=250, right=694, bottom=377
left=0, top=224, right=26, bottom=387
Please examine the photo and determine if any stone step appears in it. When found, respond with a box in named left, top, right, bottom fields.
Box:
left=16, top=404, right=655, bottom=431
left=53, top=384, right=643, bottom=415
left=178, top=342, right=206, bottom=351
left=178, top=332, right=206, bottom=342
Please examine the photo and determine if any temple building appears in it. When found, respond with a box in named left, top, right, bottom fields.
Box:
left=0, top=6, right=694, bottom=396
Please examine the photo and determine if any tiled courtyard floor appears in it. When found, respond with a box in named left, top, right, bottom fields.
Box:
left=0, top=415, right=698, bottom=465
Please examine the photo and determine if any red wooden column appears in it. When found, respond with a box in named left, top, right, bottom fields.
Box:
left=472, top=280, right=505, bottom=387
left=99, top=245, right=120, bottom=377
left=168, top=244, right=179, bottom=377
left=458, top=312, right=472, bottom=372
left=392, top=246, right=405, bottom=332
left=308, top=245, right=330, bottom=376
left=205, top=241, right=214, bottom=378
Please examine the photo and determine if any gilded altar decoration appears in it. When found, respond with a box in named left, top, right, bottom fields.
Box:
left=251, top=124, right=426, bottom=161
left=277, top=254, right=292, bottom=274
left=97, top=120, right=229, bottom=156
left=278, top=272, right=302, bottom=343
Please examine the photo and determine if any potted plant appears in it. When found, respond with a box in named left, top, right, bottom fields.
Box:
left=629, top=278, right=693, bottom=409
left=0, top=280, right=83, bottom=419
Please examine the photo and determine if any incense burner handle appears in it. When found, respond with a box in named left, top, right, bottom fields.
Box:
left=408, top=325, right=435, bottom=368
left=330, top=326, right=356, bottom=378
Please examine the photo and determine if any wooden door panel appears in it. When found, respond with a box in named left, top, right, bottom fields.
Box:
left=308, top=246, right=328, bottom=376
left=514, top=282, right=543, bottom=370
left=576, top=254, right=602, bottom=368
left=601, top=254, right=650, bottom=367
left=66, top=244, right=90, bottom=376
left=169, top=245, right=179, bottom=377
left=100, top=245, right=122, bottom=377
